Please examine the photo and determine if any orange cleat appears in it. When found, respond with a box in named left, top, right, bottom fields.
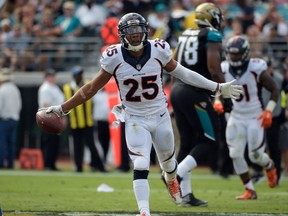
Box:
left=161, top=171, right=182, bottom=204
left=136, top=211, right=150, bottom=216
left=236, top=189, right=257, bottom=200
left=266, top=166, right=278, bottom=188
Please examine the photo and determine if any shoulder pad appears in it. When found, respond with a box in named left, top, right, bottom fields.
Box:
left=207, top=29, right=222, bottom=42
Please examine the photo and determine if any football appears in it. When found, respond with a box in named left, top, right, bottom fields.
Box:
left=36, top=108, right=67, bottom=134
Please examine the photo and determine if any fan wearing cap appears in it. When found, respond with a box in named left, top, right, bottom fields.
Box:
left=62, top=66, right=106, bottom=173
left=38, top=68, right=65, bottom=170
left=0, top=68, right=22, bottom=169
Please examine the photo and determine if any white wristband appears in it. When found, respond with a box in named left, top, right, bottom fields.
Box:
left=266, top=100, right=276, bottom=112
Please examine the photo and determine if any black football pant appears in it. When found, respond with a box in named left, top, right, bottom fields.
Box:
left=171, top=84, right=220, bottom=167
left=71, top=127, right=105, bottom=172
left=41, top=133, right=60, bottom=169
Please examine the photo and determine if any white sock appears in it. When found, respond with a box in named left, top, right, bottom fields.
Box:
left=133, top=179, right=150, bottom=213
left=181, top=172, right=192, bottom=197
left=177, top=155, right=197, bottom=178
left=244, top=180, right=255, bottom=191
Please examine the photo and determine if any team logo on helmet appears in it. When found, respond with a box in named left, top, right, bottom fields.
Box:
left=195, top=3, right=223, bottom=31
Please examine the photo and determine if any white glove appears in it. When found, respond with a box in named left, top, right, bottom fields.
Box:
left=45, top=105, right=68, bottom=117
left=216, top=79, right=243, bottom=99
left=111, top=104, right=125, bottom=128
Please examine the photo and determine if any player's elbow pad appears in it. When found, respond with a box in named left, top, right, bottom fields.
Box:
left=169, top=62, right=217, bottom=92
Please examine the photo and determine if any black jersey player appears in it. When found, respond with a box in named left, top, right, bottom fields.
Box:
left=170, top=2, right=226, bottom=207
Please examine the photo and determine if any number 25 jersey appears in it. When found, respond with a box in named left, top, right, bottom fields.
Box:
left=100, top=39, right=172, bottom=116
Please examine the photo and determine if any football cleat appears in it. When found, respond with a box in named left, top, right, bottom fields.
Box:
left=180, top=193, right=208, bottom=207
left=236, top=189, right=257, bottom=200
left=266, top=166, right=278, bottom=188
left=161, top=171, right=182, bottom=204
left=136, top=211, right=150, bottom=216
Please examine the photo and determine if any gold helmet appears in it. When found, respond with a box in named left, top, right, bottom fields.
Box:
left=195, top=3, right=223, bottom=31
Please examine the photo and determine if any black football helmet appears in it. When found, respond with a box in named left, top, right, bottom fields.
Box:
left=225, top=36, right=250, bottom=67
left=195, top=3, right=223, bottom=31
left=118, top=13, right=149, bottom=52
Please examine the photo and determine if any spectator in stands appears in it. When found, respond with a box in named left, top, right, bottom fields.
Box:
left=265, top=24, right=288, bottom=64
left=38, top=68, right=65, bottom=171
left=147, top=3, right=170, bottom=39
left=51, top=1, right=82, bottom=70
left=224, top=17, right=244, bottom=41
left=0, top=24, right=33, bottom=71
left=103, top=0, right=123, bottom=17
left=236, top=0, right=255, bottom=33
left=32, top=9, right=59, bottom=71
left=75, top=0, right=108, bottom=37
left=246, top=24, right=263, bottom=58
left=63, top=66, right=106, bottom=173
left=92, top=88, right=111, bottom=164
left=0, top=68, right=22, bottom=169
left=0, top=18, right=12, bottom=42
left=52, top=1, right=82, bottom=37
left=259, top=4, right=288, bottom=37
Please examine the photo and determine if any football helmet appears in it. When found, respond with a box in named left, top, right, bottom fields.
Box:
left=195, top=3, right=223, bottom=31
left=225, top=36, right=250, bottom=67
left=118, top=13, right=149, bottom=52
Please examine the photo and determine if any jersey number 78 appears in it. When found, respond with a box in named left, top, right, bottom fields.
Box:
left=177, top=36, right=199, bottom=66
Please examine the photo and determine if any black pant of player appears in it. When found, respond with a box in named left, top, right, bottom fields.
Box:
left=170, top=83, right=220, bottom=168
left=71, top=127, right=105, bottom=172
left=266, top=116, right=283, bottom=183
left=96, top=120, right=110, bottom=162
left=41, top=133, right=60, bottom=170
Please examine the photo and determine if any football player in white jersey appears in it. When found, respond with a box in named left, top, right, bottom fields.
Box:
left=45, top=13, right=242, bottom=216
left=221, top=36, right=279, bottom=200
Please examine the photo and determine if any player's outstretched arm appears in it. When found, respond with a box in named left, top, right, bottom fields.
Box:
left=165, top=59, right=243, bottom=99
left=46, top=69, right=112, bottom=116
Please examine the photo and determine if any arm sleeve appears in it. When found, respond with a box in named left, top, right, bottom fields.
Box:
left=169, top=62, right=218, bottom=92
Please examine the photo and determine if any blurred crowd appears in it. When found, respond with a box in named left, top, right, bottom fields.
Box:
left=0, top=0, right=288, bottom=178
left=0, top=0, right=287, bottom=72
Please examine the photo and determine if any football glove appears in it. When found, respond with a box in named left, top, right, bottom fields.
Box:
left=45, top=105, right=68, bottom=117
left=213, top=98, right=224, bottom=115
left=216, top=79, right=243, bottom=99
left=257, top=110, right=273, bottom=128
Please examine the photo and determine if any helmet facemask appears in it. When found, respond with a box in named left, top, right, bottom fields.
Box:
left=225, top=36, right=250, bottom=68
left=118, top=13, right=149, bottom=52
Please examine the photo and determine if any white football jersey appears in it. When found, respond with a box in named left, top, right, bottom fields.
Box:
left=101, top=39, right=171, bottom=116
left=221, top=58, right=267, bottom=119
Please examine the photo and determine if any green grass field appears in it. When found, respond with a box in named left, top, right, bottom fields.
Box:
left=0, top=168, right=287, bottom=216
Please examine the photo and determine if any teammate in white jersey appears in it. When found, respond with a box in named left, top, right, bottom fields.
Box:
left=45, top=13, right=242, bottom=216
left=221, top=36, right=279, bottom=200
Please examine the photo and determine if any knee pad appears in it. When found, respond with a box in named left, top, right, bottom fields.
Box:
left=161, top=158, right=177, bottom=174
left=249, top=151, right=270, bottom=166
left=229, top=148, right=242, bottom=160
left=133, top=156, right=150, bottom=171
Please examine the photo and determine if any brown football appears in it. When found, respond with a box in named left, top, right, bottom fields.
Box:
left=36, top=109, right=67, bottom=134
